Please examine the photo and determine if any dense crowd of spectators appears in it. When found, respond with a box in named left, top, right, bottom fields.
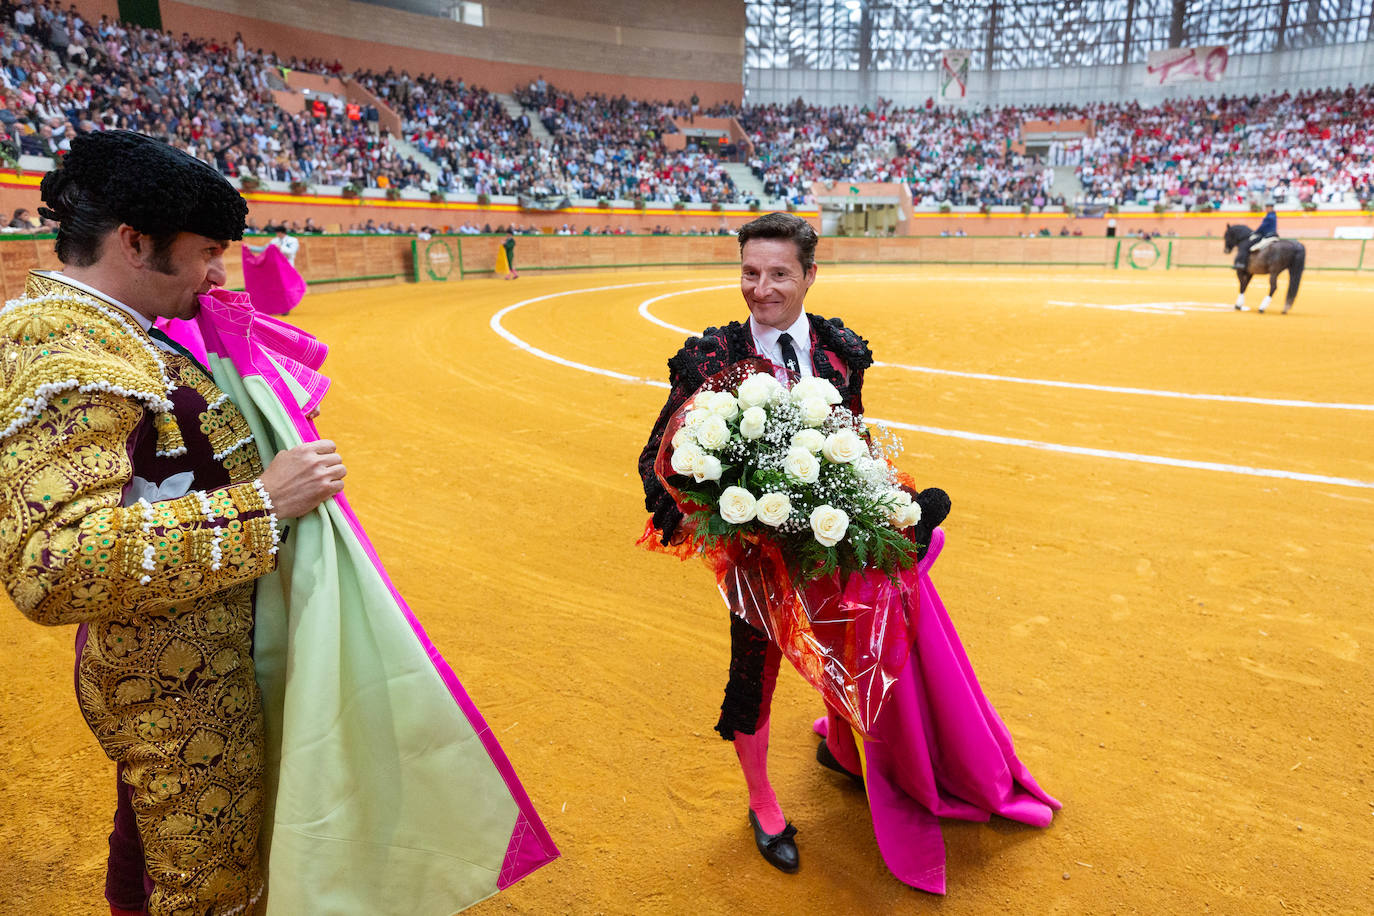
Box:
left=511, top=79, right=738, bottom=203
left=0, top=0, right=428, bottom=189
left=740, top=99, right=1056, bottom=206
left=3, top=0, right=1371, bottom=210
left=1066, top=86, right=1374, bottom=206
left=741, top=89, right=1374, bottom=208
left=355, top=67, right=527, bottom=195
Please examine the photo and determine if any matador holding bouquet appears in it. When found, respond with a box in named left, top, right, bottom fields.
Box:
left=638, top=212, right=1060, bottom=893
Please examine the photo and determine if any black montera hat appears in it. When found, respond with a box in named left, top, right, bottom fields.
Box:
left=38, top=130, right=247, bottom=241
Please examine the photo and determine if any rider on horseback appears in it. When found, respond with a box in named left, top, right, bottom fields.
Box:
left=1233, top=203, right=1277, bottom=270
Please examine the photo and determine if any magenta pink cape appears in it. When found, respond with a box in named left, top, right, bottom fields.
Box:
left=814, top=529, right=1060, bottom=895
left=241, top=244, right=307, bottom=315
left=160, top=289, right=557, bottom=913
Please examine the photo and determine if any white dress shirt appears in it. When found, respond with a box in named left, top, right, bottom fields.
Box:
left=269, top=233, right=300, bottom=264
left=750, top=311, right=813, bottom=381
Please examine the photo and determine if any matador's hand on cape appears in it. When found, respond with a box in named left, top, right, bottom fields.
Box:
left=259, top=439, right=346, bottom=518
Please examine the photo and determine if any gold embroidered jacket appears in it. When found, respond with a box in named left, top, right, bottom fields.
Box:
left=0, top=273, right=279, bottom=626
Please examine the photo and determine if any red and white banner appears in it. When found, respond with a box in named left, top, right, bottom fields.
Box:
left=1145, top=46, right=1229, bottom=86
left=940, top=49, right=971, bottom=100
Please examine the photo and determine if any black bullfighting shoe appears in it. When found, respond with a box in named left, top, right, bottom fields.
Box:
left=748, top=810, right=799, bottom=873
left=816, top=739, right=864, bottom=789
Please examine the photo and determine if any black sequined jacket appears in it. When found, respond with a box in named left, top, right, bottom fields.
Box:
left=638, top=314, right=874, bottom=544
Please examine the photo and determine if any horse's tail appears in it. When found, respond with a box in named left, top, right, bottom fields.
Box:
left=1286, top=244, right=1306, bottom=308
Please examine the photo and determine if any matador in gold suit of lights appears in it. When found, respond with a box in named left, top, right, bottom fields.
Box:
left=2, top=271, right=280, bottom=914
left=0, top=130, right=345, bottom=916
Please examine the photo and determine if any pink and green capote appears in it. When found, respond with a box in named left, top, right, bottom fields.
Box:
left=161, top=288, right=557, bottom=914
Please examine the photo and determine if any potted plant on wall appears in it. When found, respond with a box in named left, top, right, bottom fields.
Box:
left=938, top=202, right=951, bottom=214
left=385, top=187, right=402, bottom=201
left=476, top=192, right=491, bottom=206
left=748, top=200, right=760, bottom=212
left=341, top=182, right=362, bottom=199
left=633, top=196, right=647, bottom=211
left=673, top=200, right=686, bottom=211
left=429, top=189, right=446, bottom=203
left=1152, top=201, right=1167, bottom=214
left=978, top=202, right=990, bottom=216
left=288, top=179, right=310, bottom=195
left=1301, top=199, right=1318, bottom=212
left=240, top=175, right=263, bottom=192
left=709, top=201, right=723, bottom=212
left=597, top=198, right=611, bottom=209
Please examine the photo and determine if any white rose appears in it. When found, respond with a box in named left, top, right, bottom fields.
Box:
left=884, top=490, right=922, bottom=529
left=695, top=414, right=731, bottom=450
left=821, top=429, right=867, bottom=464
left=704, top=390, right=739, bottom=421
left=670, top=442, right=701, bottom=476
left=690, top=453, right=722, bottom=483
left=791, top=428, right=825, bottom=453
left=809, top=504, right=850, bottom=547
left=755, top=492, right=792, bottom=527
left=718, top=486, right=757, bottom=524
left=670, top=427, right=693, bottom=450
left=897, top=498, right=923, bottom=529
left=853, top=455, right=888, bottom=485
left=783, top=446, right=820, bottom=484
left=791, top=376, right=842, bottom=406
left=736, top=372, right=782, bottom=409
left=739, top=406, right=767, bottom=440
left=684, top=407, right=708, bottom=428
left=799, top=396, right=831, bottom=427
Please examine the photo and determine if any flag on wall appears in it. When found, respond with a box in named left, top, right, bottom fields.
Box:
left=939, top=50, right=971, bottom=101
left=1145, top=46, right=1229, bottom=86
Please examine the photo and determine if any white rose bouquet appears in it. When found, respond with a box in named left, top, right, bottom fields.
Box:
left=645, top=357, right=936, bottom=736
left=658, top=362, right=921, bottom=582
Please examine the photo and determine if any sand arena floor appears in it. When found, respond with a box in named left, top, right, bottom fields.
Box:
left=2, top=264, right=1372, bottom=915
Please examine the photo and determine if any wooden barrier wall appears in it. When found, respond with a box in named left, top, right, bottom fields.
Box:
left=450, top=235, right=741, bottom=278
left=820, top=236, right=1119, bottom=267
left=0, top=238, right=60, bottom=301
left=1165, top=236, right=1370, bottom=271
left=0, top=234, right=416, bottom=300
left=2, top=233, right=1368, bottom=302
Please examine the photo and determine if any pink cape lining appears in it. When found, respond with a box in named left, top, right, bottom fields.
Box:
left=160, top=288, right=557, bottom=886
left=241, top=244, right=307, bottom=315
left=814, top=529, right=1060, bottom=895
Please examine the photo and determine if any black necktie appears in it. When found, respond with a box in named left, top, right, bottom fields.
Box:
left=778, top=332, right=800, bottom=374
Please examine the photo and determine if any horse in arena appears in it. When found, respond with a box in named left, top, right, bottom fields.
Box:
left=1223, top=224, right=1306, bottom=314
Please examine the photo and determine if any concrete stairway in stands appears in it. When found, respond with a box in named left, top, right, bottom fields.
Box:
left=391, top=135, right=443, bottom=181
left=497, top=92, right=553, bottom=146
left=1051, top=165, right=1084, bottom=204
left=723, top=161, right=770, bottom=204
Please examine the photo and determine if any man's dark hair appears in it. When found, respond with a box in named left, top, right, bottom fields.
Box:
left=736, top=211, right=819, bottom=273
left=40, top=177, right=179, bottom=267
